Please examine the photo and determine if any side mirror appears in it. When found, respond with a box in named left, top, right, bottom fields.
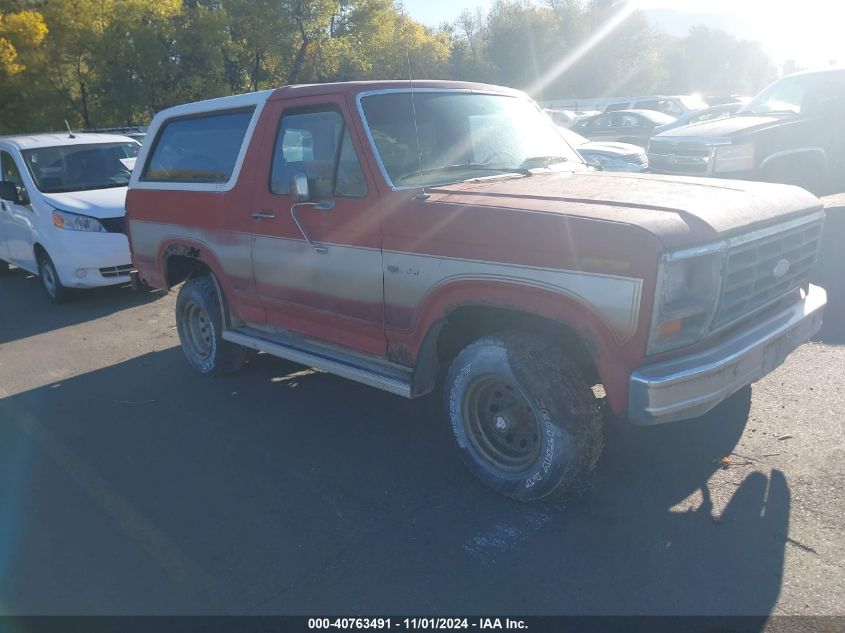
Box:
left=291, top=173, right=309, bottom=202
left=0, top=181, right=20, bottom=203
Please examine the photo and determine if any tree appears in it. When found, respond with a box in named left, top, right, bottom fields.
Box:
left=661, top=25, right=776, bottom=96
left=0, top=9, right=46, bottom=76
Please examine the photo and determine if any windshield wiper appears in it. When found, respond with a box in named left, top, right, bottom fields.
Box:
left=520, top=155, right=570, bottom=168
left=419, top=163, right=532, bottom=177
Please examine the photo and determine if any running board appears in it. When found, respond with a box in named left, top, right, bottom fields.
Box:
left=222, top=327, right=412, bottom=398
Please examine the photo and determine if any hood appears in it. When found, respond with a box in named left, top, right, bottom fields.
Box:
left=579, top=141, right=643, bottom=157
left=41, top=187, right=127, bottom=219
left=427, top=171, right=821, bottom=249
left=655, top=114, right=787, bottom=139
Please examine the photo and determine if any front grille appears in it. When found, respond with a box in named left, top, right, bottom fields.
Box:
left=648, top=140, right=711, bottom=157
left=712, top=217, right=823, bottom=328
left=622, top=152, right=648, bottom=167
left=647, top=141, right=712, bottom=175
left=99, top=264, right=133, bottom=278
left=99, top=217, right=126, bottom=234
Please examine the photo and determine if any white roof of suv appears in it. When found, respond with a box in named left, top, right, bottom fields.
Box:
left=0, top=132, right=138, bottom=150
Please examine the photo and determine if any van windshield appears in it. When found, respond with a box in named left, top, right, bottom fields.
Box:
left=21, top=142, right=140, bottom=193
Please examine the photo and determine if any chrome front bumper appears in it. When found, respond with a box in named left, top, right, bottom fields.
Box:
left=629, top=284, right=826, bottom=425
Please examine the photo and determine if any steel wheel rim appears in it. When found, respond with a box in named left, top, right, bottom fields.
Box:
left=183, top=301, right=213, bottom=359
left=41, top=260, right=57, bottom=297
left=462, top=374, right=542, bottom=472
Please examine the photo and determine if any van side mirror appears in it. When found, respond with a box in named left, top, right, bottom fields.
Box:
left=291, top=173, right=309, bottom=202
left=0, top=181, right=20, bottom=204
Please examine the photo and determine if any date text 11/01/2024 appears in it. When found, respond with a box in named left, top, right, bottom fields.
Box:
left=308, top=618, right=528, bottom=629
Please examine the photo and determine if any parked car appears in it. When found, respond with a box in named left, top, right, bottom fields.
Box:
left=603, top=94, right=709, bottom=117
left=648, top=68, right=845, bottom=194
left=0, top=133, right=140, bottom=302
left=544, top=108, right=579, bottom=126
left=705, top=94, right=751, bottom=106
left=570, top=109, right=677, bottom=148
left=651, top=102, right=743, bottom=135
left=84, top=126, right=148, bottom=142
left=126, top=80, right=826, bottom=502
left=557, top=126, right=648, bottom=171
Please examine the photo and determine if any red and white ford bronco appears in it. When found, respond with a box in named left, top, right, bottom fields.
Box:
left=126, top=81, right=826, bottom=501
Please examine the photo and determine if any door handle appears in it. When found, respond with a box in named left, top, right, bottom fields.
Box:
left=251, top=211, right=276, bottom=220
left=290, top=200, right=334, bottom=254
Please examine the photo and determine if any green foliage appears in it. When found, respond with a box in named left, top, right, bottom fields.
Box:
left=0, top=0, right=781, bottom=134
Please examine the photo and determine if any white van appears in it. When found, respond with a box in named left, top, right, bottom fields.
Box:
left=0, top=133, right=140, bottom=302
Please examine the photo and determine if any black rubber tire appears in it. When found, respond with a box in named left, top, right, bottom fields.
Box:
left=37, top=251, right=73, bottom=303
left=445, top=331, right=603, bottom=502
left=175, top=275, right=247, bottom=375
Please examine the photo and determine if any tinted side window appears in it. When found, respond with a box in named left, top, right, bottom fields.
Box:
left=588, top=115, right=613, bottom=128
left=658, top=100, right=684, bottom=116
left=1, top=151, right=24, bottom=186
left=605, top=102, right=629, bottom=112
left=1, top=151, right=28, bottom=201
left=616, top=114, right=642, bottom=128
left=270, top=108, right=366, bottom=198
left=142, top=108, right=254, bottom=183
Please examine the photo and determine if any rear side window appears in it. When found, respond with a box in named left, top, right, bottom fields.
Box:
left=142, top=108, right=254, bottom=183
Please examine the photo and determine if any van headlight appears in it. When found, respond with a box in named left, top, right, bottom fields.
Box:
left=714, top=143, right=755, bottom=173
left=52, top=209, right=106, bottom=233
left=647, top=247, right=724, bottom=355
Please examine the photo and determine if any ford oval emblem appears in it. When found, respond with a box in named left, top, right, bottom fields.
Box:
left=773, top=258, right=790, bottom=279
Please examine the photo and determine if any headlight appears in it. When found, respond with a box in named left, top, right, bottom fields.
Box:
left=714, top=143, right=755, bottom=173
left=52, top=209, right=106, bottom=233
left=585, top=154, right=623, bottom=170
left=647, top=247, right=724, bottom=355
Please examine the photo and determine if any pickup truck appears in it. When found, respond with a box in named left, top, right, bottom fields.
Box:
left=648, top=68, right=845, bottom=195
left=126, top=81, right=826, bottom=501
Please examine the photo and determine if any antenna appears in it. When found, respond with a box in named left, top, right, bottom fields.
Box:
left=64, top=120, right=76, bottom=139
left=399, top=2, right=429, bottom=200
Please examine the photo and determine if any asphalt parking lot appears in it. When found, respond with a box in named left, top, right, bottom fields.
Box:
left=0, top=221, right=843, bottom=617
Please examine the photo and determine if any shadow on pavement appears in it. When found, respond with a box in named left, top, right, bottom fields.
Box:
left=0, top=347, right=787, bottom=620
left=0, top=267, right=162, bottom=344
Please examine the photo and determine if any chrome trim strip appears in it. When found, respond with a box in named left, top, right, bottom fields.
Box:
left=663, top=209, right=824, bottom=262
left=648, top=136, right=732, bottom=147
left=222, top=328, right=412, bottom=397
left=630, top=284, right=826, bottom=425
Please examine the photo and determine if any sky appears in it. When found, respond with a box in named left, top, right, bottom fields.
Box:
left=401, top=0, right=843, bottom=68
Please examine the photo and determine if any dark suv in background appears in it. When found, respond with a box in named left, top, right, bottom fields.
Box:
left=648, top=68, right=845, bottom=194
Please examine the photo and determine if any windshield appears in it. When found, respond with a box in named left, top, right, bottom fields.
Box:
left=22, top=142, right=140, bottom=193
left=359, top=91, right=582, bottom=187
left=738, top=72, right=845, bottom=116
